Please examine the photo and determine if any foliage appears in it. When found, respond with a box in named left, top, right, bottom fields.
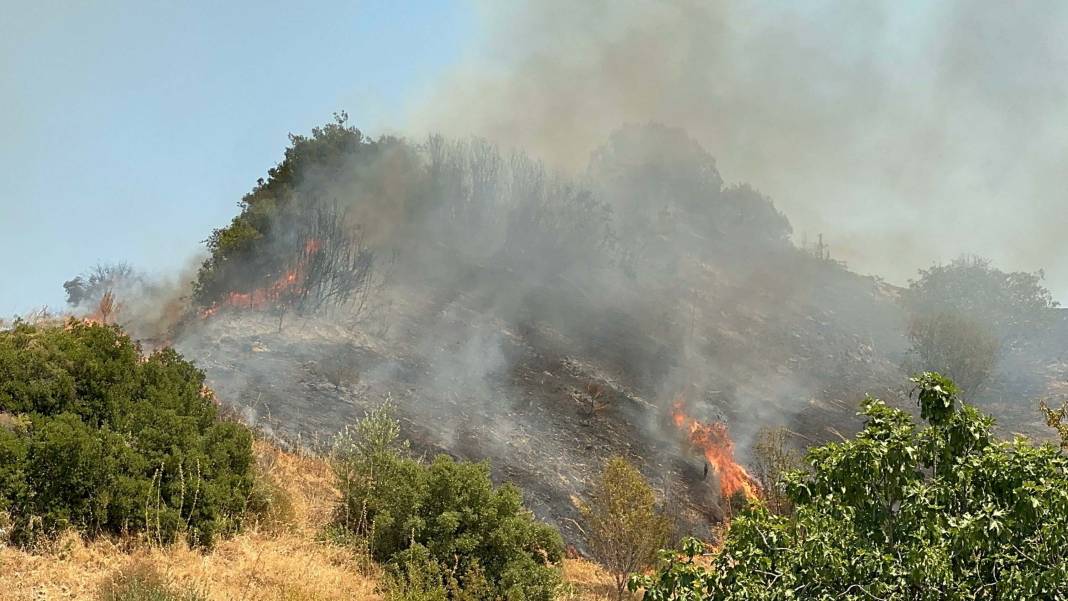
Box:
left=194, top=117, right=791, bottom=320
left=906, top=311, right=1000, bottom=397
left=192, top=113, right=383, bottom=311
left=904, top=255, right=1056, bottom=344
left=244, top=467, right=296, bottom=533
left=580, top=456, right=671, bottom=600
left=99, top=560, right=207, bottom=601
left=631, top=373, right=1068, bottom=600
left=382, top=543, right=495, bottom=601
left=749, top=426, right=801, bottom=515
left=1041, top=399, right=1068, bottom=451
left=0, top=320, right=256, bottom=546
left=331, top=403, right=564, bottom=600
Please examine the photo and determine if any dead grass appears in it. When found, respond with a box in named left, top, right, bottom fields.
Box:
left=559, top=559, right=619, bottom=600
left=0, top=438, right=615, bottom=601
left=0, top=440, right=381, bottom=601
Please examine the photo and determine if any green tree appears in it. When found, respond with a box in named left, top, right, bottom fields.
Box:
left=632, top=373, right=1068, bottom=600
left=192, top=113, right=387, bottom=313
left=581, top=456, right=671, bottom=600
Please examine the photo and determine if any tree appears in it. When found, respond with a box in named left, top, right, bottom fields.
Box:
left=904, top=255, right=1056, bottom=345
left=63, top=263, right=139, bottom=307
left=193, top=113, right=380, bottom=308
left=906, top=310, right=1000, bottom=397
left=581, top=456, right=671, bottom=600
left=631, top=373, right=1068, bottom=600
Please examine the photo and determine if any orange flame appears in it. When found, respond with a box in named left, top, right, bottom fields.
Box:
left=671, top=396, right=760, bottom=502
left=200, top=239, right=322, bottom=318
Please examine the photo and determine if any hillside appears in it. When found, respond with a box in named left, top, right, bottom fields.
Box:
left=145, top=119, right=928, bottom=545
left=173, top=249, right=910, bottom=543
left=36, top=117, right=1066, bottom=561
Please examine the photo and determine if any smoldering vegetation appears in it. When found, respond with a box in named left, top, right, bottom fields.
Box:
left=124, top=118, right=924, bottom=540
left=60, top=261, right=192, bottom=343
left=413, top=0, right=1068, bottom=297
left=52, top=114, right=1068, bottom=543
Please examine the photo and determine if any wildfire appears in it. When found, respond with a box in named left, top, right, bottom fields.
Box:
left=200, top=239, right=322, bottom=318
left=671, top=396, right=760, bottom=502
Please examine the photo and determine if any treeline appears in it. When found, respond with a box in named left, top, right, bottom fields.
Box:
left=190, top=114, right=795, bottom=315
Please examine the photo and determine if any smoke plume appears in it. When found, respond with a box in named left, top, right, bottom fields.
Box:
left=411, top=0, right=1068, bottom=298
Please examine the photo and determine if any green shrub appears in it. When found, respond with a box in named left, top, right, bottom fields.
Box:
left=244, top=468, right=296, bottom=533
left=332, top=403, right=564, bottom=600
left=0, top=320, right=256, bottom=546
left=99, top=560, right=207, bottom=601
left=631, top=373, right=1068, bottom=600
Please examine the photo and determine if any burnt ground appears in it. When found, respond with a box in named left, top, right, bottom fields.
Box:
left=177, top=309, right=725, bottom=544
left=174, top=252, right=921, bottom=545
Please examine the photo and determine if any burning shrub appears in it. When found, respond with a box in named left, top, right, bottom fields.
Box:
left=631, top=374, right=1068, bottom=599
left=330, top=402, right=564, bottom=601
left=0, top=320, right=256, bottom=546
left=580, top=456, right=671, bottom=601
left=193, top=114, right=383, bottom=318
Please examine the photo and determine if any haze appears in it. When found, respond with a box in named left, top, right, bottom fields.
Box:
left=3, top=0, right=1067, bottom=316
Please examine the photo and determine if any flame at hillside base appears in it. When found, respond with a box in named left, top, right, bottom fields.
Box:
left=671, top=397, right=760, bottom=502
left=200, top=239, right=323, bottom=319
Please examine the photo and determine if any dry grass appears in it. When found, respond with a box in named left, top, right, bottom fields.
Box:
left=0, top=440, right=381, bottom=601
left=558, top=559, right=619, bottom=600
left=0, top=439, right=616, bottom=601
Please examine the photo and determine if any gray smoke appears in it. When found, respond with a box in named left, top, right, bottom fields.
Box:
left=410, top=0, right=1068, bottom=299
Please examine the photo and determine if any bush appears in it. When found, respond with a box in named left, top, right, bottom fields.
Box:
left=244, top=468, right=296, bottom=534
left=99, top=560, right=207, bottom=601
left=1041, top=399, right=1068, bottom=451
left=580, top=456, right=670, bottom=600
left=632, top=373, right=1068, bottom=600
left=0, top=320, right=256, bottom=546
left=332, top=403, right=564, bottom=600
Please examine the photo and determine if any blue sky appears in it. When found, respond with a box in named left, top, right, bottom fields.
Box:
left=0, top=0, right=473, bottom=316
